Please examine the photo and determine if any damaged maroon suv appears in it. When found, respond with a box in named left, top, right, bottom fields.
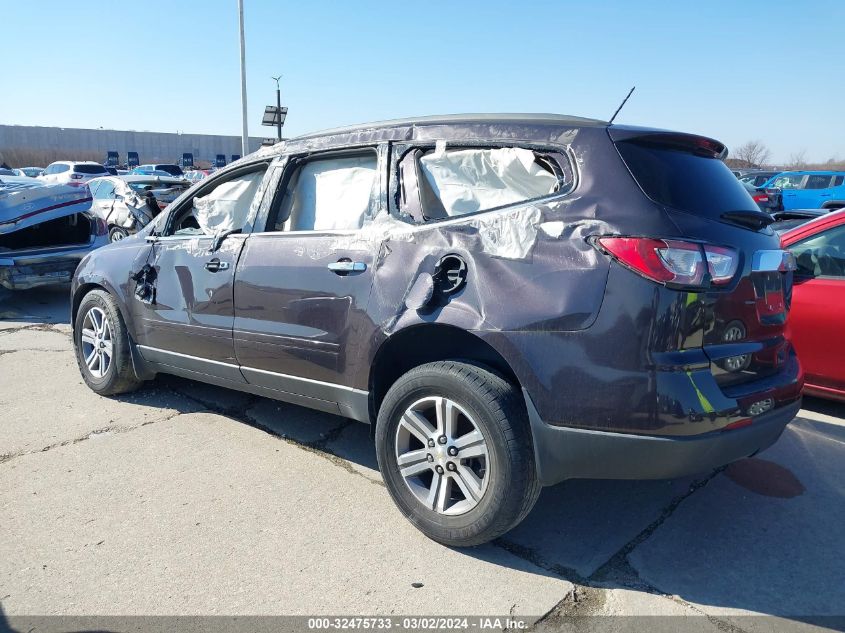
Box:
left=71, top=114, right=803, bottom=546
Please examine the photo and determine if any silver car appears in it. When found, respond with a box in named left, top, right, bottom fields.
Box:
left=88, top=175, right=191, bottom=241
left=0, top=179, right=109, bottom=290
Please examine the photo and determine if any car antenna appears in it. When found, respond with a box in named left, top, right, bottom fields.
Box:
left=608, top=86, right=636, bottom=125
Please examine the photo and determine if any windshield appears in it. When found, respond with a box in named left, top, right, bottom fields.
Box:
left=616, top=139, right=758, bottom=218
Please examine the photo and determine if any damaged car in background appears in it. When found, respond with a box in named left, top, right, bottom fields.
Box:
left=1, top=180, right=107, bottom=290
left=70, top=113, right=803, bottom=546
left=88, top=175, right=191, bottom=241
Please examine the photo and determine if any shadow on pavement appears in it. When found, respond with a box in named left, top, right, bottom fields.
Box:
left=0, top=286, right=71, bottom=325
left=802, top=394, right=845, bottom=418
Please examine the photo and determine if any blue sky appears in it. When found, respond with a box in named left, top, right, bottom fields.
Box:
left=2, top=0, right=843, bottom=163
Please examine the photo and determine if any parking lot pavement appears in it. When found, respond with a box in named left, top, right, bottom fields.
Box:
left=1, top=287, right=843, bottom=630
left=627, top=415, right=845, bottom=623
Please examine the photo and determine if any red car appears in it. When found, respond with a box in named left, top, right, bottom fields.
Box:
left=781, top=210, right=845, bottom=401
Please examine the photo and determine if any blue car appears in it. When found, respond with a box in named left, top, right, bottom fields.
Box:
left=130, top=163, right=184, bottom=177
left=763, top=171, right=845, bottom=210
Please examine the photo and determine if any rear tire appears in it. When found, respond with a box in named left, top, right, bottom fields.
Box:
left=109, top=226, right=129, bottom=242
left=375, top=360, right=540, bottom=546
left=73, top=289, right=142, bottom=395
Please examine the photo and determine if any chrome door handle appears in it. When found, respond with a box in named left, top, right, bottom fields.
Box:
left=205, top=258, right=230, bottom=272
left=327, top=260, right=366, bottom=274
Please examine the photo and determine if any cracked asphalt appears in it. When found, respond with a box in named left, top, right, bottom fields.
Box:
left=1, top=286, right=843, bottom=631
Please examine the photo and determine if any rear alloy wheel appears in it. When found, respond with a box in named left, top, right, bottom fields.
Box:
left=395, top=395, right=490, bottom=515
left=109, top=226, right=129, bottom=242
left=376, top=361, right=540, bottom=546
left=74, top=289, right=142, bottom=395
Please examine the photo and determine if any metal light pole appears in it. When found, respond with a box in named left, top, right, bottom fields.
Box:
left=271, top=75, right=283, bottom=141
left=237, top=0, right=249, bottom=156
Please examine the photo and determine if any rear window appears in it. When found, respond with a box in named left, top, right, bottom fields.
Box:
left=616, top=139, right=758, bottom=218
left=400, top=146, right=573, bottom=222
left=772, top=219, right=813, bottom=235
left=74, top=164, right=108, bottom=175
left=155, top=165, right=184, bottom=176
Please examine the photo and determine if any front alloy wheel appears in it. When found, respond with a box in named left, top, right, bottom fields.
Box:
left=80, top=306, right=113, bottom=378
left=73, top=289, right=143, bottom=395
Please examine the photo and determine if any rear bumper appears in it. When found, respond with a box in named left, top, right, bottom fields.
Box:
left=0, top=254, right=86, bottom=290
left=525, top=390, right=800, bottom=486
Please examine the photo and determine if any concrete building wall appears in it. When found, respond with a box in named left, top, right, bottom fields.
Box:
left=0, top=125, right=265, bottom=166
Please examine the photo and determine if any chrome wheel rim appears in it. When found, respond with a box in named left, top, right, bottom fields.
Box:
left=80, top=307, right=113, bottom=378
left=395, top=396, right=489, bottom=516
left=110, top=230, right=125, bottom=242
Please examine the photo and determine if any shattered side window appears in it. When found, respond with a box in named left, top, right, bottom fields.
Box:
left=275, top=153, right=378, bottom=232
left=189, top=170, right=265, bottom=235
left=168, top=168, right=267, bottom=236
left=415, top=147, right=567, bottom=220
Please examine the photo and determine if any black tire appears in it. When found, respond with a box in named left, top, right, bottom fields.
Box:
left=109, top=226, right=129, bottom=242
left=375, top=360, right=541, bottom=547
left=73, top=289, right=143, bottom=395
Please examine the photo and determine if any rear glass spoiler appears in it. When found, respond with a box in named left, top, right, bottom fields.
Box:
left=721, top=210, right=775, bottom=230
left=608, top=128, right=727, bottom=160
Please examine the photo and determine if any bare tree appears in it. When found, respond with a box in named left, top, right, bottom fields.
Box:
left=733, top=141, right=772, bottom=168
left=787, top=149, right=807, bottom=169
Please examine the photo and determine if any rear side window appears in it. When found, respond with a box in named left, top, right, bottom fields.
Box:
left=273, top=153, right=378, bottom=232
left=92, top=181, right=116, bottom=199
left=616, top=139, right=758, bottom=218
left=400, top=146, right=572, bottom=222
left=805, top=175, right=833, bottom=190
left=834, top=176, right=844, bottom=187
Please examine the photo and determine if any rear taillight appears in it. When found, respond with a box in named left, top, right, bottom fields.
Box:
left=752, top=194, right=768, bottom=203
left=70, top=173, right=84, bottom=180
left=597, top=237, right=739, bottom=288
left=704, top=245, right=740, bottom=284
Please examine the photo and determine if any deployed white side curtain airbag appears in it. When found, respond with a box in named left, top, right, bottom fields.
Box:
left=419, top=147, right=558, bottom=217
left=287, top=155, right=377, bottom=231
left=192, top=170, right=264, bottom=235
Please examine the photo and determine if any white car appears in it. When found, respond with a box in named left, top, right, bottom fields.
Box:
left=39, top=161, right=109, bottom=186
left=18, top=167, right=45, bottom=178
left=87, top=175, right=191, bottom=241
